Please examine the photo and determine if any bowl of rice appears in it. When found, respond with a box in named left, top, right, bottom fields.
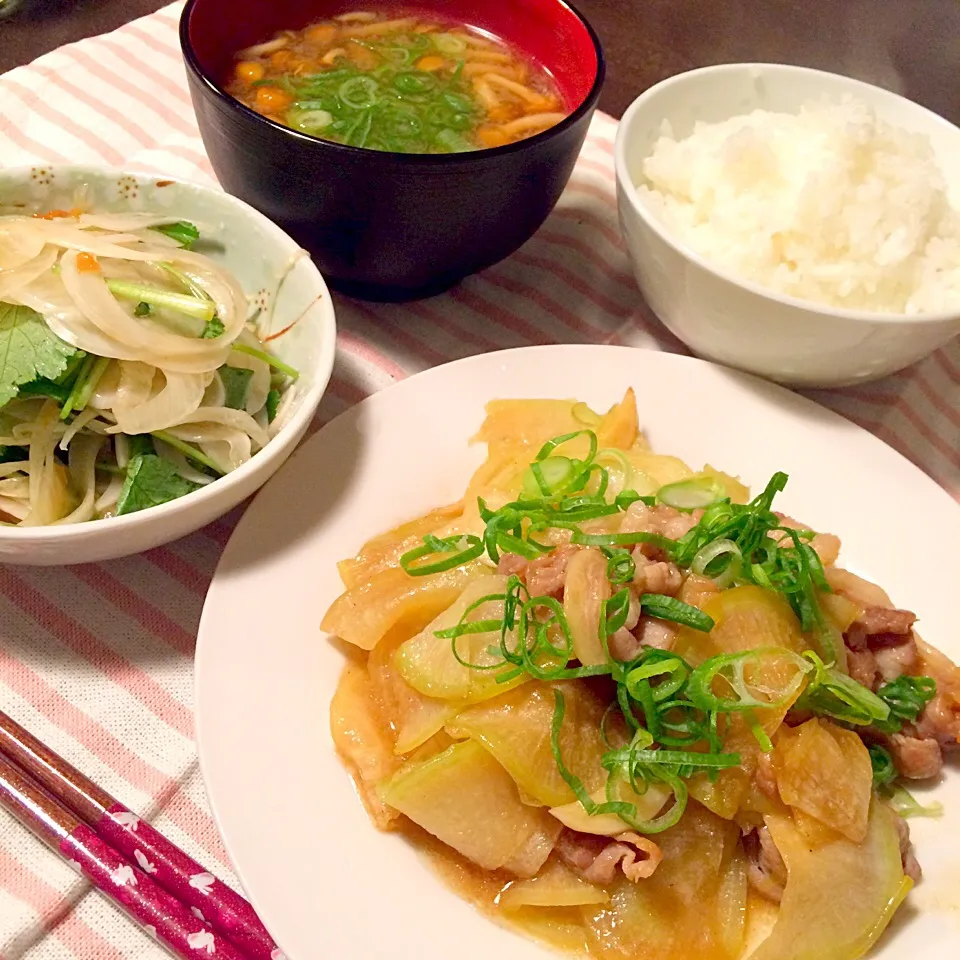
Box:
left=614, top=62, right=960, bottom=387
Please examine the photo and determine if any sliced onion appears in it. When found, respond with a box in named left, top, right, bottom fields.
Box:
left=691, top=539, right=743, bottom=588
left=0, top=245, right=58, bottom=300
left=53, top=433, right=103, bottom=525
left=153, top=439, right=217, bottom=486
left=79, top=213, right=199, bottom=232
left=110, top=369, right=210, bottom=435
left=59, top=408, right=101, bottom=450
left=25, top=219, right=167, bottom=261
left=94, top=474, right=124, bottom=516
left=164, top=406, right=269, bottom=449
left=114, top=433, right=130, bottom=469
left=0, top=495, right=30, bottom=521
left=0, top=218, right=47, bottom=270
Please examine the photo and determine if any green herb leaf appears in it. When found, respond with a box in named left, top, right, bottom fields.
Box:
left=265, top=388, right=281, bottom=423
left=115, top=454, right=199, bottom=516
left=0, top=303, right=76, bottom=407
left=134, top=301, right=153, bottom=317
left=201, top=316, right=225, bottom=339
left=219, top=366, right=254, bottom=410
left=150, top=220, right=200, bottom=249
left=127, top=434, right=155, bottom=459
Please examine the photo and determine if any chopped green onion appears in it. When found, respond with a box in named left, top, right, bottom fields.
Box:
left=797, top=652, right=891, bottom=726
left=882, top=783, right=943, bottom=819
left=869, top=744, right=897, bottom=787
left=691, top=538, right=742, bottom=588
left=399, top=534, right=484, bottom=576
left=657, top=476, right=726, bottom=511
left=134, top=301, right=153, bottom=317
left=686, top=649, right=811, bottom=713
left=873, top=675, right=937, bottom=734
left=639, top=594, right=715, bottom=631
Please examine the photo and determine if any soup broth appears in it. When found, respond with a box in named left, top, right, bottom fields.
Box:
left=227, top=10, right=568, bottom=153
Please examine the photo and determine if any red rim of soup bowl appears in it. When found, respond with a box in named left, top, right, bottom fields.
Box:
left=179, top=0, right=605, bottom=163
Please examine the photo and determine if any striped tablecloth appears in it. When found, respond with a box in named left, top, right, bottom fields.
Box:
left=0, top=3, right=958, bottom=958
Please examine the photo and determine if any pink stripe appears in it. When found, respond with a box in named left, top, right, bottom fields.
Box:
left=63, top=46, right=197, bottom=137
left=0, top=655, right=235, bottom=867
left=450, top=285, right=554, bottom=344
left=143, top=547, right=208, bottom=598
left=407, top=301, right=503, bottom=353
left=337, top=330, right=409, bottom=380
left=479, top=270, right=622, bottom=344
left=0, top=118, right=72, bottom=165
left=96, top=36, right=194, bottom=112
left=511, top=250, right=642, bottom=327
left=123, top=24, right=182, bottom=64
left=0, top=849, right=126, bottom=960
left=327, top=373, right=368, bottom=404
left=30, top=64, right=156, bottom=150
left=891, top=401, right=960, bottom=471
left=1, top=78, right=125, bottom=166
left=70, top=566, right=196, bottom=656
left=0, top=571, right=193, bottom=739
left=536, top=227, right=635, bottom=294
left=933, top=348, right=960, bottom=385
left=552, top=206, right=624, bottom=251
left=351, top=303, right=449, bottom=367
left=566, top=177, right=618, bottom=211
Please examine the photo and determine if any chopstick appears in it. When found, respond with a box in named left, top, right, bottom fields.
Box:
left=0, top=709, right=279, bottom=960
left=0, top=751, right=247, bottom=960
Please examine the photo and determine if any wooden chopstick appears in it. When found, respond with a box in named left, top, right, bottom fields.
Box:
left=0, top=709, right=279, bottom=960
left=0, top=751, right=247, bottom=960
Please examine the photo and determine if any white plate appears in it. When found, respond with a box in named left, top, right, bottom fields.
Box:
left=196, top=344, right=960, bottom=960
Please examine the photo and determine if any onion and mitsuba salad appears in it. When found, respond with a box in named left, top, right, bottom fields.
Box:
left=0, top=209, right=298, bottom=524
left=325, top=390, right=960, bottom=960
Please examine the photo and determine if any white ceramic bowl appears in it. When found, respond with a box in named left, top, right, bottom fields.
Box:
left=614, top=63, right=960, bottom=387
left=0, top=167, right=336, bottom=565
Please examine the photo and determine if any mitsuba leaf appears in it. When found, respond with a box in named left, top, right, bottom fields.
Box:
left=219, top=366, right=254, bottom=410
left=0, top=303, right=76, bottom=407
left=115, top=454, right=199, bottom=516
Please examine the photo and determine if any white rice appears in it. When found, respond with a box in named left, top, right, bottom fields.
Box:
left=637, top=97, right=960, bottom=314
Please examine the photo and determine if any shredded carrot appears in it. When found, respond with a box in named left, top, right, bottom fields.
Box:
left=32, top=208, right=82, bottom=220
left=76, top=252, right=100, bottom=273
left=415, top=55, right=446, bottom=72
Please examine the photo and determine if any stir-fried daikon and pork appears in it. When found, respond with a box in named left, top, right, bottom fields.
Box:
left=325, top=390, right=959, bottom=960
